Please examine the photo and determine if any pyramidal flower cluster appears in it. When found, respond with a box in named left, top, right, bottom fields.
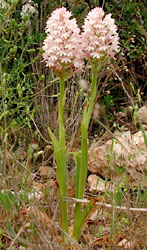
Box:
left=82, top=7, right=119, bottom=61
left=42, top=7, right=84, bottom=73
left=43, top=7, right=119, bottom=73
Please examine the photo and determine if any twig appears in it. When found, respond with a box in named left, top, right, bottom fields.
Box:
left=27, top=112, right=49, bottom=144
left=8, top=221, right=26, bottom=250
left=85, top=0, right=92, bottom=10
left=64, top=197, right=147, bottom=212
left=112, top=67, right=134, bottom=107
left=55, top=223, right=85, bottom=250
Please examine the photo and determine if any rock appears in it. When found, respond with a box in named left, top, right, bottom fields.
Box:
left=88, top=130, right=147, bottom=187
left=34, top=166, right=56, bottom=182
left=137, top=105, right=147, bottom=124
left=88, top=175, right=105, bottom=193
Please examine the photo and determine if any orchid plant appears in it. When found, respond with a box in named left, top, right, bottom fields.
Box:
left=42, top=7, right=119, bottom=243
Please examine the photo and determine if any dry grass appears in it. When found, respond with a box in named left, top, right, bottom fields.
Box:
left=0, top=134, right=146, bottom=250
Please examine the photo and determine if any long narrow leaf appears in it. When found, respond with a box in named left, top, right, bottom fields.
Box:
left=78, top=122, right=88, bottom=199
left=0, top=192, right=12, bottom=212
left=48, top=127, right=59, bottom=152
left=139, top=120, right=147, bottom=148
left=6, top=190, right=18, bottom=208
left=48, top=127, right=66, bottom=196
left=74, top=152, right=81, bottom=198
left=48, top=127, right=68, bottom=235
left=73, top=201, right=93, bottom=241
left=6, top=219, right=16, bottom=238
left=73, top=123, right=88, bottom=241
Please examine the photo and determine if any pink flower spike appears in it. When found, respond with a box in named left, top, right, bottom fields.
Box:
left=82, top=7, right=119, bottom=62
left=42, top=7, right=84, bottom=74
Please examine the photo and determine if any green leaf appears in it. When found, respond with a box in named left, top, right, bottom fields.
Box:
left=139, top=121, right=147, bottom=148
left=0, top=192, right=12, bottom=212
left=48, top=128, right=68, bottom=236
left=0, top=111, right=9, bottom=121
left=105, top=3, right=111, bottom=12
left=73, top=201, right=93, bottom=241
left=6, top=219, right=16, bottom=238
left=104, top=95, right=114, bottom=107
left=6, top=191, right=18, bottom=208
left=48, top=127, right=59, bottom=151
left=78, top=122, right=88, bottom=199
left=143, top=189, right=147, bottom=204
left=0, top=227, right=3, bottom=235
left=74, top=152, right=81, bottom=199
left=112, top=152, right=126, bottom=175
left=113, top=162, right=126, bottom=175
left=27, top=49, right=36, bottom=53
left=115, top=191, right=123, bottom=205
left=17, top=83, right=22, bottom=98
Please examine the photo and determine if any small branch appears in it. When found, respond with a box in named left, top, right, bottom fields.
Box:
left=27, top=112, right=49, bottom=144
left=55, top=223, right=85, bottom=250
left=85, top=0, right=92, bottom=10
left=64, top=197, right=147, bottom=212
left=112, top=67, right=134, bottom=107
left=8, top=221, right=27, bottom=250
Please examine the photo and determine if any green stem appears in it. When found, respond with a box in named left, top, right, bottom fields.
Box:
left=86, top=61, right=99, bottom=127
left=77, top=122, right=88, bottom=199
left=78, top=61, right=98, bottom=200
left=59, top=71, right=65, bottom=145
left=73, top=61, right=99, bottom=241
left=57, top=72, right=69, bottom=239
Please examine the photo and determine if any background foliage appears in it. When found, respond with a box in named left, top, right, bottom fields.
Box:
left=0, top=0, right=146, bottom=141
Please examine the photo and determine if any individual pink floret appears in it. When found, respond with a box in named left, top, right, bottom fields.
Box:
left=82, top=7, right=119, bottom=61
left=42, top=7, right=84, bottom=74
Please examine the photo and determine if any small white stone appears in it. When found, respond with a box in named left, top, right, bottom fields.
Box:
left=88, top=175, right=105, bottom=193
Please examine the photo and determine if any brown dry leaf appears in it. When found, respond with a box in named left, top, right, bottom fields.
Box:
left=31, top=166, right=56, bottom=199
left=89, top=209, right=104, bottom=222
left=69, top=224, right=74, bottom=237
left=54, top=236, right=63, bottom=243
left=21, top=205, right=51, bottom=227
left=94, top=235, right=109, bottom=247
left=33, top=181, right=45, bottom=191
left=31, top=209, right=51, bottom=226
left=71, top=243, right=82, bottom=250
left=117, top=238, right=134, bottom=249
left=84, top=233, right=95, bottom=242
left=21, top=206, right=66, bottom=246
left=36, top=165, right=56, bottom=181
left=28, top=207, right=50, bottom=224
left=33, top=179, right=55, bottom=192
